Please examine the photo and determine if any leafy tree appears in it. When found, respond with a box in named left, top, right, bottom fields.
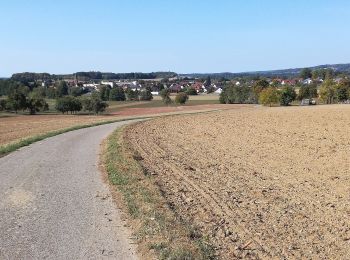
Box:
left=26, top=96, right=48, bottom=115
left=280, top=86, right=297, bottom=106
left=126, top=88, right=139, bottom=101
left=319, top=80, right=336, bottom=104
left=300, top=68, right=312, bottom=79
left=160, top=89, right=172, bottom=105
left=219, top=85, right=254, bottom=104
left=99, top=85, right=111, bottom=101
left=139, top=87, right=153, bottom=101
left=82, top=93, right=108, bottom=114
left=45, top=87, right=57, bottom=99
left=298, top=84, right=318, bottom=100
left=0, top=99, right=7, bottom=111
left=259, top=87, right=280, bottom=106
left=109, top=87, right=126, bottom=101
left=55, top=81, right=69, bottom=97
left=32, top=86, right=46, bottom=98
left=175, top=92, right=189, bottom=104
left=56, top=96, right=82, bottom=114
left=335, top=80, right=350, bottom=102
left=7, top=91, right=27, bottom=113
left=252, top=79, right=269, bottom=103
left=186, top=87, right=198, bottom=95
left=69, top=86, right=84, bottom=97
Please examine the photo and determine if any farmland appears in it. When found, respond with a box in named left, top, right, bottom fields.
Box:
left=0, top=94, right=226, bottom=148
left=125, top=105, right=350, bottom=259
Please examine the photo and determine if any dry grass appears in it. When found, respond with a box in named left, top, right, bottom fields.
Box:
left=125, top=104, right=350, bottom=259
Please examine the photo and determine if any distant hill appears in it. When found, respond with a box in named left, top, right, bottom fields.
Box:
left=10, top=71, right=177, bottom=82
left=181, top=63, right=350, bottom=79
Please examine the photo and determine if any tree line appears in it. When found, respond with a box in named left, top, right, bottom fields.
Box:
left=219, top=79, right=350, bottom=106
left=11, top=71, right=177, bottom=83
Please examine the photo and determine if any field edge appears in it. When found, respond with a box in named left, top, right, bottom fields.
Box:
left=101, top=124, right=217, bottom=260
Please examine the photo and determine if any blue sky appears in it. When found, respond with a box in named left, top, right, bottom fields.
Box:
left=1, top=0, right=349, bottom=76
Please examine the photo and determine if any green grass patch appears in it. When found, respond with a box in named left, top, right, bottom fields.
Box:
left=103, top=127, right=217, bottom=259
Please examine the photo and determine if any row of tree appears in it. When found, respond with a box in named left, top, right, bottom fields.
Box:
left=55, top=94, right=109, bottom=114
left=219, top=79, right=350, bottom=106
left=0, top=89, right=48, bottom=114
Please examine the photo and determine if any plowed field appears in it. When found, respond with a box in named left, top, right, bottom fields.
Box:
left=125, top=105, right=350, bottom=259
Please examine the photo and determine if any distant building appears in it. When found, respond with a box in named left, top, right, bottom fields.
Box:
left=101, top=81, right=114, bottom=88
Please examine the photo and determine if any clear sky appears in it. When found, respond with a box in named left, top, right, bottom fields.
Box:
left=1, top=0, right=350, bottom=76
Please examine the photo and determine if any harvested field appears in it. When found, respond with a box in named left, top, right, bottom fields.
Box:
left=0, top=104, right=231, bottom=147
left=125, top=105, right=350, bottom=259
left=0, top=115, right=112, bottom=146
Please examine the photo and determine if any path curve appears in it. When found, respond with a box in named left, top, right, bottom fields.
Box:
left=0, top=120, right=142, bottom=259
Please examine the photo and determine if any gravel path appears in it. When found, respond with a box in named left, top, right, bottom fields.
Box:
left=0, top=120, right=141, bottom=260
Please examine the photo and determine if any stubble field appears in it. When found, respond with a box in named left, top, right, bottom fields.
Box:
left=125, top=105, right=350, bottom=259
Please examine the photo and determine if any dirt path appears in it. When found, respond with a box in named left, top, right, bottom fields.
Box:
left=0, top=120, right=141, bottom=259
left=125, top=105, right=350, bottom=259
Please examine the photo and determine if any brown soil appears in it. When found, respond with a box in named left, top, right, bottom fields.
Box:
left=0, top=104, right=233, bottom=147
left=125, top=105, right=350, bottom=259
left=0, top=115, right=112, bottom=146
left=111, top=104, right=234, bottom=117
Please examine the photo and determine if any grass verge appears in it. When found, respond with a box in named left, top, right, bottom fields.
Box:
left=103, top=126, right=217, bottom=260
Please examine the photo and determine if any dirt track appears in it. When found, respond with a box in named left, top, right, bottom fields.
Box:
left=125, top=105, right=350, bottom=259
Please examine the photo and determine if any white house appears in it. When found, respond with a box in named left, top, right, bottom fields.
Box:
left=101, top=81, right=114, bottom=88
left=215, top=88, right=223, bottom=94
left=302, top=78, right=313, bottom=85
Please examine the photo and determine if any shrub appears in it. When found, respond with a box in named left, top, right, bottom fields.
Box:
left=56, top=96, right=82, bottom=114
left=82, top=93, right=108, bottom=114
left=280, top=86, right=297, bottom=106
left=219, top=85, right=254, bottom=104
left=160, top=89, right=172, bottom=105
left=109, top=87, right=126, bottom=101
left=139, top=87, right=153, bottom=101
left=259, top=87, right=280, bottom=106
left=186, top=87, right=198, bottom=95
left=175, top=92, right=189, bottom=104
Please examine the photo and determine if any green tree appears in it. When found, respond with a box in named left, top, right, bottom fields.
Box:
left=319, top=80, right=336, bottom=104
left=175, top=92, right=189, bottom=104
left=252, top=79, right=269, bottom=103
left=219, top=84, right=254, bottom=104
left=300, top=68, right=312, bottom=79
left=259, top=87, right=280, bottom=106
left=55, top=81, right=69, bottom=97
left=45, top=87, right=57, bottom=99
left=56, top=96, right=82, bottom=114
left=298, top=84, right=318, bottom=100
left=280, top=86, right=297, bottom=106
left=126, top=88, right=139, bottom=101
left=26, top=96, right=48, bottom=115
left=160, top=89, right=172, bottom=105
left=7, top=91, right=27, bottom=113
left=109, top=87, right=126, bottom=101
left=139, top=87, right=153, bottom=101
left=335, top=80, right=350, bottom=102
left=99, top=85, right=111, bottom=101
left=69, top=86, right=84, bottom=97
left=186, top=87, right=198, bottom=95
left=82, top=93, right=108, bottom=114
left=0, top=99, right=7, bottom=111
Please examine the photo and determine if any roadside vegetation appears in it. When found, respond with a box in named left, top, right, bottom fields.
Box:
left=219, top=68, right=350, bottom=107
left=103, top=127, right=216, bottom=260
